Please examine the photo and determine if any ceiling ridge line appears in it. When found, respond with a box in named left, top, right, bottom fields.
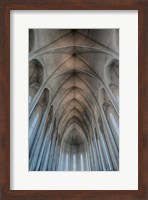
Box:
left=58, top=98, right=92, bottom=125
left=53, top=87, right=74, bottom=112
left=61, top=116, right=89, bottom=138
left=52, top=73, right=75, bottom=96
left=51, top=68, right=101, bottom=84
left=54, top=83, right=96, bottom=124
left=61, top=88, right=96, bottom=133
left=56, top=98, right=93, bottom=132
left=52, top=74, right=97, bottom=119
left=40, top=56, right=73, bottom=95
left=66, top=108, right=91, bottom=133
left=77, top=55, right=104, bottom=85
left=46, top=74, right=73, bottom=108
left=29, top=31, right=72, bottom=57
left=76, top=30, right=119, bottom=56
left=61, top=107, right=90, bottom=129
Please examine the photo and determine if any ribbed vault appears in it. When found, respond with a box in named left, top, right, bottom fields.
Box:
left=29, top=29, right=119, bottom=171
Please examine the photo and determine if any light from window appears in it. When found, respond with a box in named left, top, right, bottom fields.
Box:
left=80, top=153, right=84, bottom=170
left=73, top=154, right=76, bottom=171
left=29, top=114, right=39, bottom=138
left=66, top=154, right=68, bottom=171
left=110, top=112, right=118, bottom=133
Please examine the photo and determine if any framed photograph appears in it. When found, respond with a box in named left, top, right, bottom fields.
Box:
left=1, top=0, right=148, bottom=200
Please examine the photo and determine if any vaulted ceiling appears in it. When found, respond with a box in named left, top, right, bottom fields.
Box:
left=29, top=29, right=119, bottom=171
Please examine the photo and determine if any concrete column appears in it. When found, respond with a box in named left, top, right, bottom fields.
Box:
left=47, top=126, right=58, bottom=170
left=99, top=107, right=119, bottom=170
left=88, top=138, right=95, bottom=170
left=29, top=104, right=50, bottom=170
left=51, top=136, right=59, bottom=170
left=95, top=125, right=108, bottom=170
left=93, top=130, right=103, bottom=170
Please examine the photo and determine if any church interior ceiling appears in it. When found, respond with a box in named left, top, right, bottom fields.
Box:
left=29, top=29, right=119, bottom=171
